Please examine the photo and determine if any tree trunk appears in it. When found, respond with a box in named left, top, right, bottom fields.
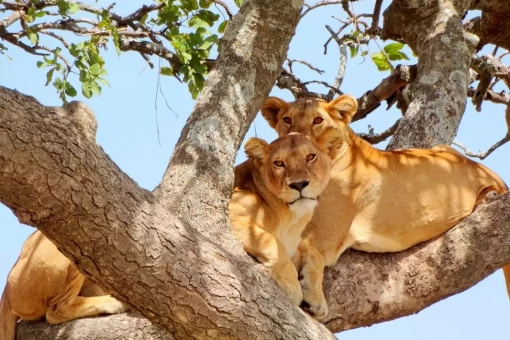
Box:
left=384, top=0, right=472, bottom=149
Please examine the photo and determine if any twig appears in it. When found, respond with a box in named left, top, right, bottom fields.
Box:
left=358, top=119, right=401, bottom=144
left=368, top=0, right=383, bottom=34
left=301, top=1, right=343, bottom=18
left=210, top=0, right=233, bottom=19
left=325, top=25, right=347, bottom=100
left=452, top=135, right=509, bottom=160
left=287, top=58, right=324, bottom=74
left=302, top=80, right=343, bottom=95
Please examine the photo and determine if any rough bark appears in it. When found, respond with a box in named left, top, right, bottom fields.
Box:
left=153, top=0, right=303, bottom=248
left=16, top=314, right=173, bottom=340
left=384, top=0, right=472, bottom=149
left=0, top=86, right=333, bottom=339
left=466, top=0, right=510, bottom=51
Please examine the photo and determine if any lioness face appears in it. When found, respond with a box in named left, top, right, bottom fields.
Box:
left=260, top=95, right=358, bottom=139
left=244, top=128, right=343, bottom=205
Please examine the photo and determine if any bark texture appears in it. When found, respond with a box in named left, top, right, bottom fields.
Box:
left=384, top=0, right=472, bottom=149
left=153, top=0, right=303, bottom=248
left=16, top=314, right=173, bottom=340
left=0, top=87, right=333, bottom=339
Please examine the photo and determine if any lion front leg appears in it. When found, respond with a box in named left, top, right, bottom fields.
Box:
left=296, top=241, right=328, bottom=321
left=232, top=223, right=302, bottom=305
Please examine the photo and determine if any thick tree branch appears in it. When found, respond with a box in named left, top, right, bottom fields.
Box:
left=357, top=119, right=401, bottom=144
left=153, top=0, right=305, bottom=244
left=384, top=0, right=472, bottom=149
left=0, top=86, right=333, bottom=340
left=17, top=314, right=173, bottom=340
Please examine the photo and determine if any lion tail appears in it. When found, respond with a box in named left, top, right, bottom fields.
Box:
left=502, top=265, right=510, bottom=300
left=0, top=288, right=18, bottom=340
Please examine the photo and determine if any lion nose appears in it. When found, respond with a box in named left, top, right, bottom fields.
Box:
left=289, top=180, right=310, bottom=192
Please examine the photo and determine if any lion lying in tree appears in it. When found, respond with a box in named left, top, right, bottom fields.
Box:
left=261, top=95, right=509, bottom=320
left=1, top=231, right=130, bottom=340
left=230, top=129, right=343, bottom=305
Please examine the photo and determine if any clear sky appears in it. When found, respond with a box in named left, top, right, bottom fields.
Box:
left=1, top=1, right=508, bottom=339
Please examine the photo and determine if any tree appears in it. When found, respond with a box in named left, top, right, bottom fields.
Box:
left=0, top=0, right=509, bottom=339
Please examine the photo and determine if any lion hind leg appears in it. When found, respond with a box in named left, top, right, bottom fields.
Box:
left=46, top=295, right=129, bottom=324
left=1, top=290, right=19, bottom=340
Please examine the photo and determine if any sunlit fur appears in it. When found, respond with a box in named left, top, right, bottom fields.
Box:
left=1, top=231, right=130, bottom=340
left=229, top=130, right=343, bottom=305
left=262, top=94, right=510, bottom=320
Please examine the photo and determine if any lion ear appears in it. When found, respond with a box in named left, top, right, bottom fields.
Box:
left=261, top=97, right=289, bottom=128
left=328, top=94, right=358, bottom=123
left=315, top=127, right=345, bottom=160
left=245, top=138, right=269, bottom=160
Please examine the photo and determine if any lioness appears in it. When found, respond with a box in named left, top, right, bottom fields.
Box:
left=1, top=231, right=129, bottom=340
left=261, top=94, right=509, bottom=320
left=230, top=129, right=343, bottom=305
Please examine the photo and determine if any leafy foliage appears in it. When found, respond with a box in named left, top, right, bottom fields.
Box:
left=0, top=0, right=231, bottom=102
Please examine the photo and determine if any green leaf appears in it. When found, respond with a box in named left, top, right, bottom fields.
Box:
left=89, top=63, right=101, bottom=76
left=90, top=82, right=101, bottom=96
left=198, top=35, right=217, bottom=50
left=388, top=51, right=410, bottom=61
left=181, top=0, right=199, bottom=12
left=192, top=72, right=205, bottom=90
left=383, top=42, right=404, bottom=55
left=234, top=0, right=243, bottom=7
left=53, top=77, right=63, bottom=90
left=199, top=0, right=211, bottom=8
left=64, top=82, right=77, bottom=97
left=36, top=60, right=48, bottom=68
left=97, top=78, right=110, bottom=86
left=27, top=30, right=38, bottom=45
left=160, top=67, right=174, bottom=76
left=349, top=45, right=357, bottom=58
left=218, top=20, right=228, bottom=34
left=35, top=11, right=46, bottom=18
left=68, top=3, right=81, bottom=14
left=82, top=82, right=92, bottom=98
left=192, top=63, right=207, bottom=74
left=194, top=9, right=219, bottom=27
left=370, top=52, right=391, bottom=71
left=45, top=69, right=54, bottom=86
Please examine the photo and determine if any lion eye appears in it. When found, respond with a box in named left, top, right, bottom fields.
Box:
left=313, top=117, right=323, bottom=124
left=282, top=117, right=292, bottom=125
left=306, top=154, right=316, bottom=162
left=274, top=160, right=285, bottom=168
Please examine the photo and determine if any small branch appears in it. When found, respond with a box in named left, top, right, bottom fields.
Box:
left=467, top=87, right=510, bottom=105
left=210, top=0, right=233, bottom=19
left=287, top=59, right=324, bottom=74
left=302, top=80, right=343, bottom=95
left=452, top=135, right=509, bottom=160
left=354, top=64, right=417, bottom=122
left=325, top=25, right=348, bottom=100
left=301, top=1, right=342, bottom=18
left=368, top=0, right=383, bottom=34
left=358, top=119, right=401, bottom=144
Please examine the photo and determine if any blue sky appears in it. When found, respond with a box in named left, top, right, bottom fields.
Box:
left=1, top=1, right=508, bottom=339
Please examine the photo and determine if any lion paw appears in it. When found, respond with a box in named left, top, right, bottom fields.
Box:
left=271, top=266, right=303, bottom=306
left=300, top=295, right=329, bottom=321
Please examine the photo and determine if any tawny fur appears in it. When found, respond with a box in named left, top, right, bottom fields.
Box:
left=229, top=130, right=343, bottom=305
left=261, top=95, right=510, bottom=320
left=0, top=231, right=129, bottom=340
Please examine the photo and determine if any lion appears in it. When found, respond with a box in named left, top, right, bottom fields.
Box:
left=230, top=129, right=344, bottom=305
left=261, top=94, right=509, bottom=320
left=1, top=231, right=130, bottom=340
